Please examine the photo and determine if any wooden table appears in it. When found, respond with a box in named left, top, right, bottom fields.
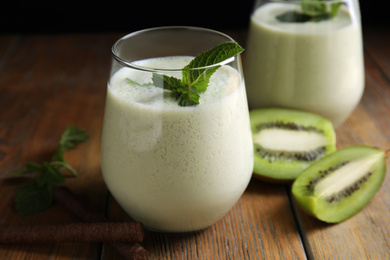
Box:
left=0, top=27, right=389, bottom=259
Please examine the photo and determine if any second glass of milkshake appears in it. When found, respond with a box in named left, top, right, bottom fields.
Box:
left=101, top=27, right=254, bottom=233
left=244, top=0, right=364, bottom=127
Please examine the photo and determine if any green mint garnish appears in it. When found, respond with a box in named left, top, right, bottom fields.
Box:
left=277, top=0, right=343, bottom=23
left=125, top=78, right=152, bottom=87
left=126, top=42, right=244, bottom=106
left=12, top=126, right=88, bottom=215
left=330, top=1, right=343, bottom=17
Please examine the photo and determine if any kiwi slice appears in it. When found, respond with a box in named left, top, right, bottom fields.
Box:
left=292, top=146, right=386, bottom=223
left=250, top=108, right=336, bottom=183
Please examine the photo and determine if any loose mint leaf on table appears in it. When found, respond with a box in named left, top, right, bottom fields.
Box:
left=15, top=181, right=54, bottom=216
left=51, top=126, right=89, bottom=163
left=13, top=126, right=88, bottom=216
left=277, top=0, right=343, bottom=23
left=127, top=42, right=244, bottom=107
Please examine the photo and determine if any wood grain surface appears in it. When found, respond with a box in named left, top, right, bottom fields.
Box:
left=0, top=28, right=389, bottom=259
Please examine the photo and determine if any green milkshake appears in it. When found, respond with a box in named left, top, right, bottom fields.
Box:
left=244, top=1, right=364, bottom=127
left=101, top=56, right=253, bottom=232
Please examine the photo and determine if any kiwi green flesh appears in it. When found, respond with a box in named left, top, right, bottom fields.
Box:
left=250, top=108, right=336, bottom=182
left=292, top=146, right=386, bottom=223
left=253, top=128, right=328, bottom=161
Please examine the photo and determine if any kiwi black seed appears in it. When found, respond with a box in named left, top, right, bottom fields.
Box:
left=250, top=108, right=336, bottom=183
left=292, top=146, right=386, bottom=223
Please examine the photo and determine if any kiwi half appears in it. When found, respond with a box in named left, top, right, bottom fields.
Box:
left=250, top=108, right=336, bottom=183
left=292, top=146, right=386, bottom=223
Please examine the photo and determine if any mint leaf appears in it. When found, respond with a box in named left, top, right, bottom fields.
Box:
left=13, top=162, right=44, bottom=174
left=12, top=126, right=88, bottom=215
left=15, top=181, right=54, bottom=216
left=51, top=161, right=78, bottom=176
left=126, top=42, right=244, bottom=107
left=16, top=162, right=65, bottom=215
left=151, top=73, right=200, bottom=106
left=35, top=162, right=65, bottom=187
left=52, top=126, right=88, bottom=162
left=178, top=42, right=243, bottom=106
left=277, top=11, right=331, bottom=22
left=179, top=42, right=244, bottom=106
left=126, top=78, right=152, bottom=87
left=58, top=126, right=89, bottom=152
left=152, top=73, right=184, bottom=91
left=277, top=0, right=342, bottom=23
left=182, top=42, right=244, bottom=92
left=301, top=0, right=327, bottom=17
left=331, top=2, right=343, bottom=17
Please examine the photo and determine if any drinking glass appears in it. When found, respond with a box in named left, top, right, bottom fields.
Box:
left=244, top=0, right=364, bottom=127
left=101, top=26, right=253, bottom=232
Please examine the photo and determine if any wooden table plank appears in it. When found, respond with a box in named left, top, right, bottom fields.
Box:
left=0, top=33, right=120, bottom=259
left=292, top=27, right=390, bottom=260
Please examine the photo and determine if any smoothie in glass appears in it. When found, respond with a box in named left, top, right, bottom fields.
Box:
left=244, top=1, right=364, bottom=127
left=101, top=55, right=253, bottom=232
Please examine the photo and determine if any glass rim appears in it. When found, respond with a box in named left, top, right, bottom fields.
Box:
left=111, top=26, right=239, bottom=73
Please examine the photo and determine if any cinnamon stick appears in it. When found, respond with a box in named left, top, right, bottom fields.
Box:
left=53, top=186, right=148, bottom=260
left=0, top=222, right=144, bottom=243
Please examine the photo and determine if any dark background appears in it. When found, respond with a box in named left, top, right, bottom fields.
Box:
left=0, top=0, right=387, bottom=34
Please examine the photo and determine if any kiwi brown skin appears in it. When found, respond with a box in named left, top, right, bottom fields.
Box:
left=291, top=145, right=386, bottom=223
left=250, top=108, right=336, bottom=183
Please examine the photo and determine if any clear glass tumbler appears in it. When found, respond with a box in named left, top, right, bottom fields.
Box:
left=244, top=0, right=364, bottom=127
left=101, top=26, right=253, bottom=232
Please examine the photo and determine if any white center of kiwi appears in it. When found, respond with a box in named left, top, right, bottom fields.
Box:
left=314, top=154, right=382, bottom=197
left=253, top=129, right=327, bottom=152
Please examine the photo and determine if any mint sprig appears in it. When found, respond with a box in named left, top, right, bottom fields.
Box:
left=127, top=42, right=244, bottom=106
left=277, top=0, right=343, bottom=23
left=12, top=126, right=88, bottom=216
